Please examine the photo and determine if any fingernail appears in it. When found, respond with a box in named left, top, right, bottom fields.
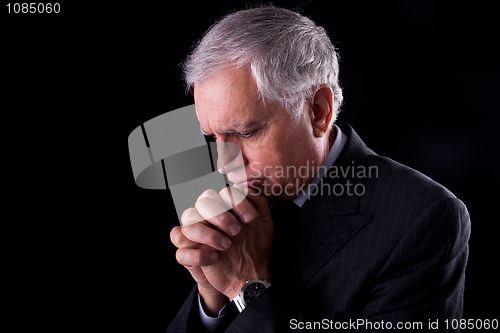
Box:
left=242, top=210, right=255, bottom=223
left=209, top=252, right=219, bottom=262
left=220, top=237, right=231, bottom=250
left=229, top=223, right=241, bottom=236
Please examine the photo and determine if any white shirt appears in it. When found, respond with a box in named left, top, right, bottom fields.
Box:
left=198, top=124, right=347, bottom=330
left=197, top=292, right=228, bottom=332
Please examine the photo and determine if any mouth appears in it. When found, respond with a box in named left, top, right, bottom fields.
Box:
left=232, top=178, right=265, bottom=188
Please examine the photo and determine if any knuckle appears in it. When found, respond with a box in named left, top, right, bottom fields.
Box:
left=204, top=188, right=217, bottom=196
left=192, top=250, right=201, bottom=265
left=179, top=233, right=190, bottom=248
left=218, top=212, right=235, bottom=227
left=184, top=224, right=209, bottom=245
left=196, top=198, right=225, bottom=217
left=175, top=249, right=184, bottom=264
left=182, top=207, right=202, bottom=225
left=219, top=187, right=230, bottom=197
left=206, top=231, right=219, bottom=246
left=199, top=189, right=218, bottom=200
left=195, top=196, right=211, bottom=210
left=218, top=187, right=234, bottom=208
left=180, top=224, right=196, bottom=239
left=181, top=208, right=193, bottom=224
left=232, top=188, right=247, bottom=204
left=170, top=227, right=179, bottom=244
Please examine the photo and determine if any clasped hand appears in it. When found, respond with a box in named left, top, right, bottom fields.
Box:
left=170, top=186, right=274, bottom=315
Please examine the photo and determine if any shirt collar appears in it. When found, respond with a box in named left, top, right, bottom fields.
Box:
left=292, top=124, right=347, bottom=207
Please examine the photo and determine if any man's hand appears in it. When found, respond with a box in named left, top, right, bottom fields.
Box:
left=170, top=186, right=274, bottom=315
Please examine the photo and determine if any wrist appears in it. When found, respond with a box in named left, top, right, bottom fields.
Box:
left=198, top=286, right=228, bottom=317
left=228, top=280, right=246, bottom=301
left=232, top=278, right=272, bottom=312
left=228, top=272, right=272, bottom=301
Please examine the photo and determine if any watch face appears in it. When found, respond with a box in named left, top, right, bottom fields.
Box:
left=243, top=282, right=267, bottom=304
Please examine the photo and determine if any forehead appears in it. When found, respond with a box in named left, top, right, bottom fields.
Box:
left=194, top=67, right=270, bottom=132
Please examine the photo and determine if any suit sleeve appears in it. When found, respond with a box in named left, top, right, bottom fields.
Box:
left=167, top=285, right=209, bottom=333
left=359, top=196, right=471, bottom=331
left=222, top=197, right=470, bottom=332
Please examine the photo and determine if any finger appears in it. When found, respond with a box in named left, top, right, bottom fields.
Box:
left=185, top=266, right=212, bottom=289
left=195, top=196, right=241, bottom=236
left=170, top=226, right=198, bottom=248
left=198, top=189, right=231, bottom=210
left=182, top=222, right=232, bottom=251
left=176, top=248, right=218, bottom=267
left=237, top=185, right=272, bottom=220
left=181, top=207, right=205, bottom=226
left=219, top=186, right=258, bottom=224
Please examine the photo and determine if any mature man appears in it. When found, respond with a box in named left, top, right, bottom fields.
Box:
left=168, top=7, right=470, bottom=332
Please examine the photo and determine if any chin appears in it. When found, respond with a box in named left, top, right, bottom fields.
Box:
left=254, top=180, right=298, bottom=201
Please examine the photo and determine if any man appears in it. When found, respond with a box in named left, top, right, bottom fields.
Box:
left=168, top=6, right=470, bottom=332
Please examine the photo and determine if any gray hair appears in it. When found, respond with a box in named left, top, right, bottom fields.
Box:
left=183, top=6, right=343, bottom=120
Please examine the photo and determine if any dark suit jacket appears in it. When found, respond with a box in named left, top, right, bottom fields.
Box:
left=167, top=124, right=470, bottom=332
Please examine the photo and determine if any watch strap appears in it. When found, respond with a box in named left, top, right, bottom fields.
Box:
left=233, top=294, right=246, bottom=312
left=232, top=279, right=272, bottom=313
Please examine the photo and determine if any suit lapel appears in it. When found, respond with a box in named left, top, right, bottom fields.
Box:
left=290, top=196, right=372, bottom=290
left=287, top=123, right=375, bottom=290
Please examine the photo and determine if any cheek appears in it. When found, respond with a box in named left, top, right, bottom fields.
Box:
left=242, top=121, right=306, bottom=177
left=246, top=152, right=293, bottom=183
left=248, top=140, right=285, bottom=163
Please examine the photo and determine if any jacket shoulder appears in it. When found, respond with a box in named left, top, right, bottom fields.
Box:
left=362, top=153, right=463, bottom=215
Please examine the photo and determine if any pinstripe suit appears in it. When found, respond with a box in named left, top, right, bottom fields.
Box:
left=167, top=123, right=470, bottom=332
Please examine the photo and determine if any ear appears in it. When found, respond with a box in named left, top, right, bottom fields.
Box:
left=311, top=85, right=334, bottom=137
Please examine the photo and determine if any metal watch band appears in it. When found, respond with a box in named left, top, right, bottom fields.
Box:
left=233, top=279, right=272, bottom=313
left=233, top=294, right=246, bottom=312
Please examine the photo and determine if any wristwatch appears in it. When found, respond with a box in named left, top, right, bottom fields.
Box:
left=233, top=279, right=272, bottom=312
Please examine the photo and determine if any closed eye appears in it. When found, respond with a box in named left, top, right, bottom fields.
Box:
left=202, top=130, right=255, bottom=142
left=238, top=131, right=254, bottom=138
left=219, top=130, right=255, bottom=139
left=227, top=130, right=254, bottom=139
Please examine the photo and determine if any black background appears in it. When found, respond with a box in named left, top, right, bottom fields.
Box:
left=2, top=0, right=499, bottom=331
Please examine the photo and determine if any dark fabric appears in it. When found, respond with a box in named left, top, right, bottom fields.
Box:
left=167, top=123, right=470, bottom=332
left=270, top=200, right=300, bottom=281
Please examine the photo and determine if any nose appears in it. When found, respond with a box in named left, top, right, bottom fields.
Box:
left=215, top=142, right=245, bottom=174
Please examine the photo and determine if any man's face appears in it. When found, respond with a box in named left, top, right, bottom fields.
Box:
left=194, top=67, right=319, bottom=201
